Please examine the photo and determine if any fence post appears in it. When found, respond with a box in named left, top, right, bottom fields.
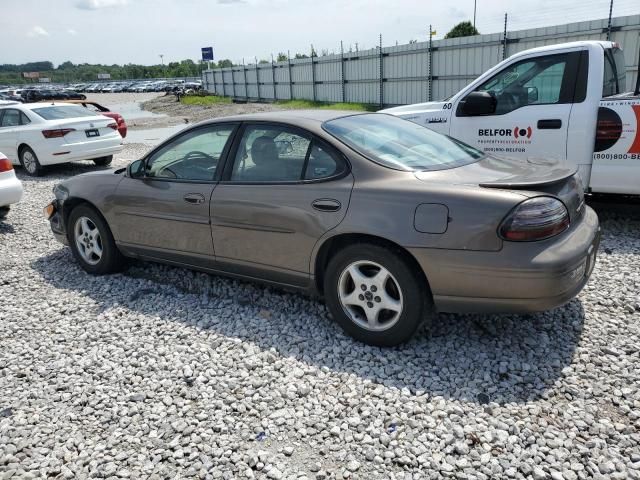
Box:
left=213, top=68, right=218, bottom=95
left=379, top=34, right=384, bottom=108
left=243, top=59, right=248, bottom=99
left=311, top=45, right=317, bottom=102
left=340, top=41, right=346, bottom=103
left=271, top=53, right=277, bottom=100
left=231, top=67, right=236, bottom=98
left=288, top=50, right=294, bottom=100
left=502, top=13, right=508, bottom=60
left=255, top=57, right=260, bottom=102
left=428, top=25, right=433, bottom=101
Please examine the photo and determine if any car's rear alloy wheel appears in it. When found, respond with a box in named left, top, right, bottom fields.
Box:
left=68, top=205, right=124, bottom=274
left=324, top=243, right=431, bottom=347
left=19, top=147, right=42, bottom=176
left=93, top=155, right=113, bottom=167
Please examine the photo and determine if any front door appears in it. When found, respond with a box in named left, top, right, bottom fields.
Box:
left=451, top=50, right=585, bottom=166
left=210, top=123, right=354, bottom=287
left=0, top=108, right=26, bottom=162
left=112, top=123, right=237, bottom=267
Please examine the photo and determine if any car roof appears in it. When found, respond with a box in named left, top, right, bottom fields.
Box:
left=201, top=109, right=369, bottom=126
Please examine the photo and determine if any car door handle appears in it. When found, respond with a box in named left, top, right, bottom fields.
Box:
left=312, top=199, right=341, bottom=212
left=183, top=193, right=205, bottom=204
left=537, top=119, right=562, bottom=129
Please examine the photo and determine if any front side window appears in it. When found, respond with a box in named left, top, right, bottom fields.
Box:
left=474, top=53, right=572, bottom=114
left=146, top=125, right=235, bottom=181
left=324, top=114, right=484, bottom=171
left=230, top=125, right=312, bottom=182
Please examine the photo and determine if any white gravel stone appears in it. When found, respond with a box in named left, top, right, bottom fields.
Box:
left=0, top=135, right=639, bottom=479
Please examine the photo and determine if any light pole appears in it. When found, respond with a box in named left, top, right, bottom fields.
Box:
left=159, top=54, right=165, bottom=79
left=473, top=0, right=477, bottom=30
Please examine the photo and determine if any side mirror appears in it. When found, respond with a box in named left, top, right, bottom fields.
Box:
left=458, top=91, right=497, bottom=116
left=127, top=159, right=145, bottom=178
left=527, top=86, right=539, bottom=103
left=275, top=140, right=293, bottom=155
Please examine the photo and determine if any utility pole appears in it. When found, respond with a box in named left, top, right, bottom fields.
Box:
left=606, top=0, right=614, bottom=40
left=502, top=13, right=508, bottom=60
left=473, top=0, right=477, bottom=30
left=159, top=54, right=165, bottom=79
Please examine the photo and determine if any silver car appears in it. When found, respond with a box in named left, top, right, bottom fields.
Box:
left=45, top=111, right=600, bottom=346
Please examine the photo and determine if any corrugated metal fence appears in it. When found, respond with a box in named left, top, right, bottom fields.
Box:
left=203, top=15, right=640, bottom=106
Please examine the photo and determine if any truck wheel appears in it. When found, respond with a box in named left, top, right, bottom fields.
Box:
left=323, top=243, right=432, bottom=347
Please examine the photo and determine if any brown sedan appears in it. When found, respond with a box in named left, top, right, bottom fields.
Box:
left=45, top=111, right=600, bottom=346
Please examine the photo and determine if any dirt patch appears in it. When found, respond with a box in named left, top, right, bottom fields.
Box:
left=140, top=94, right=293, bottom=126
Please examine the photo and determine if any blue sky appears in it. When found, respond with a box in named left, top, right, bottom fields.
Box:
left=0, top=0, right=637, bottom=66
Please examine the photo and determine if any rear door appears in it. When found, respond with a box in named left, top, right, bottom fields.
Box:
left=210, top=122, right=354, bottom=288
left=112, top=123, right=237, bottom=267
left=450, top=50, right=587, bottom=166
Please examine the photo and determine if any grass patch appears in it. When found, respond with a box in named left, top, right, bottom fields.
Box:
left=276, top=99, right=376, bottom=111
left=181, top=95, right=232, bottom=106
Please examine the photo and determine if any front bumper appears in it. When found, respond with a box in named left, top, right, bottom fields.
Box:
left=46, top=199, right=68, bottom=245
left=410, top=206, right=601, bottom=314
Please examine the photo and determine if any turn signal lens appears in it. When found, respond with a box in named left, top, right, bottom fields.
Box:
left=0, top=157, right=13, bottom=172
left=107, top=122, right=118, bottom=130
left=499, top=197, right=570, bottom=242
left=43, top=203, right=55, bottom=219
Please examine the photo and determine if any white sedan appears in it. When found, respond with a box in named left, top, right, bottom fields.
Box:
left=0, top=103, right=124, bottom=176
left=0, top=151, right=23, bottom=219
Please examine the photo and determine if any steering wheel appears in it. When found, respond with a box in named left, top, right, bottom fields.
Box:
left=184, top=150, right=214, bottom=162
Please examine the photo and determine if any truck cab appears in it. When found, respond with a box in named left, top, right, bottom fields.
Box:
left=383, top=41, right=639, bottom=195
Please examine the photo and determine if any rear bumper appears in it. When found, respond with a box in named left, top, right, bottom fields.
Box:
left=0, top=172, right=24, bottom=207
left=410, top=206, right=600, bottom=314
left=39, top=142, right=123, bottom=166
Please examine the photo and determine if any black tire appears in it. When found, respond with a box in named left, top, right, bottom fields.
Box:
left=323, top=243, right=432, bottom=347
left=93, top=155, right=113, bottom=167
left=0, top=206, right=9, bottom=220
left=67, top=204, right=125, bottom=275
left=19, top=146, right=43, bottom=177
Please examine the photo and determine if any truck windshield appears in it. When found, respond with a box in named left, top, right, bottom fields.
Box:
left=603, top=47, right=627, bottom=97
left=323, top=114, right=484, bottom=172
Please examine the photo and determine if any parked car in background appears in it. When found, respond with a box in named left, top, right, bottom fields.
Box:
left=0, top=103, right=123, bottom=176
left=21, top=89, right=87, bottom=102
left=0, top=151, right=23, bottom=219
left=58, top=100, right=127, bottom=138
left=44, top=110, right=599, bottom=346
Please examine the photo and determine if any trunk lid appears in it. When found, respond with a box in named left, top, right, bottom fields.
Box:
left=414, top=155, right=585, bottom=222
left=47, top=115, right=119, bottom=143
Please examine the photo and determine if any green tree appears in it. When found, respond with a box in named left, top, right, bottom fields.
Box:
left=258, top=59, right=270, bottom=64
left=217, top=59, right=233, bottom=68
left=444, top=21, right=479, bottom=39
left=294, top=53, right=308, bottom=59
left=276, top=52, right=288, bottom=62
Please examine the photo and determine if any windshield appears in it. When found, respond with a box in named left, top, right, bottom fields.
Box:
left=323, top=114, right=484, bottom=171
left=32, top=105, right=97, bottom=120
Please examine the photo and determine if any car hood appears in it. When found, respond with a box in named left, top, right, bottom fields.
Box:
left=380, top=101, right=446, bottom=119
left=413, top=155, right=576, bottom=188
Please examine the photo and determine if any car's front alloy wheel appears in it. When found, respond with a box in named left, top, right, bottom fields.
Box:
left=324, top=243, right=432, bottom=347
left=67, top=204, right=124, bottom=274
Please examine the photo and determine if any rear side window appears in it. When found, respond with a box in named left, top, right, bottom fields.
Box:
left=0, top=109, right=21, bottom=127
left=31, top=106, right=97, bottom=120
left=602, top=47, right=627, bottom=97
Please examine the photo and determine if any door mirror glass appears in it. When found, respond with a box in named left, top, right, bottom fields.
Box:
left=128, top=159, right=144, bottom=178
left=527, top=86, right=539, bottom=103
left=460, top=91, right=497, bottom=116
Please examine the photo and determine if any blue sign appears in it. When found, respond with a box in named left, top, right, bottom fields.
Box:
left=201, top=47, right=214, bottom=61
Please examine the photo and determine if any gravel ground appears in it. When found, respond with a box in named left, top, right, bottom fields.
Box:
left=1, top=144, right=640, bottom=480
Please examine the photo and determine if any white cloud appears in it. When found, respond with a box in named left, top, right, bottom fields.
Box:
left=27, top=26, right=49, bottom=37
left=67, top=28, right=78, bottom=35
left=75, top=0, right=128, bottom=10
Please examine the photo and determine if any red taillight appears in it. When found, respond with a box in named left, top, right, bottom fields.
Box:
left=107, top=122, right=118, bottom=130
left=499, top=196, right=570, bottom=242
left=0, top=157, right=13, bottom=172
left=42, top=128, right=75, bottom=139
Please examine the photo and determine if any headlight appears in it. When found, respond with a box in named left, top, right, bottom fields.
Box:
left=499, top=196, right=570, bottom=242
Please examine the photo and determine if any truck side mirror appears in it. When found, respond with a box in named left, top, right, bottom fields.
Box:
left=458, top=91, right=497, bottom=116
left=527, top=86, right=539, bottom=103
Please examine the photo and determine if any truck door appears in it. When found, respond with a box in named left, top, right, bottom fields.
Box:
left=450, top=51, right=587, bottom=167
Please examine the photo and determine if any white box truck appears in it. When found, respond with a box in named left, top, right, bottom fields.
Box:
left=383, top=41, right=640, bottom=195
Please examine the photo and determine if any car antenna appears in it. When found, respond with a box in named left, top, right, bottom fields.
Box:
left=635, top=42, right=640, bottom=96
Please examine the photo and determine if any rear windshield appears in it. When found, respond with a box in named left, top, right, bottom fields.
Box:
left=31, top=105, right=97, bottom=120
left=323, top=113, right=484, bottom=171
